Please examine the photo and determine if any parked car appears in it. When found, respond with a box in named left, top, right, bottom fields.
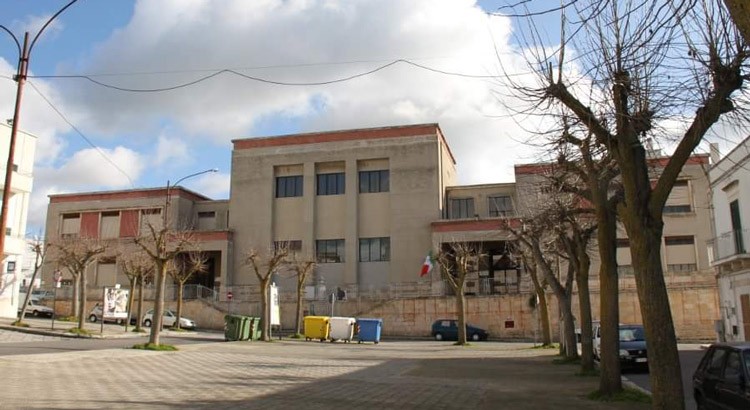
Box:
left=87, top=304, right=125, bottom=324
left=431, top=319, right=488, bottom=341
left=142, top=309, right=196, bottom=330
left=17, top=299, right=54, bottom=318
left=693, top=343, right=750, bottom=410
left=617, top=325, right=648, bottom=370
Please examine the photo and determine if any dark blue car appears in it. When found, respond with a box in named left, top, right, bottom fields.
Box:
left=431, top=319, right=488, bottom=341
left=693, top=343, right=750, bottom=410
left=618, top=325, right=648, bottom=370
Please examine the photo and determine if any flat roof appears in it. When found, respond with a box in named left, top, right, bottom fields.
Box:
left=232, top=123, right=457, bottom=164
left=49, top=186, right=211, bottom=204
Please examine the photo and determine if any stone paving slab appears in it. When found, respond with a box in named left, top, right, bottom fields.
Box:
left=0, top=340, right=649, bottom=409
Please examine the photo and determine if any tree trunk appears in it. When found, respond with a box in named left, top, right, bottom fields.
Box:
left=71, top=274, right=79, bottom=317
left=576, top=249, right=594, bottom=372
left=596, top=204, right=622, bottom=395
left=259, top=277, right=270, bottom=341
left=17, top=261, right=42, bottom=322
left=149, top=261, right=167, bottom=345
left=295, top=278, right=304, bottom=335
left=559, top=296, right=578, bottom=358
left=136, top=277, right=145, bottom=332
left=528, top=264, right=552, bottom=345
left=77, top=269, right=87, bottom=330
left=629, top=223, right=684, bottom=410
left=126, top=277, right=136, bottom=329
left=456, top=289, right=467, bottom=345
left=175, top=282, right=184, bottom=330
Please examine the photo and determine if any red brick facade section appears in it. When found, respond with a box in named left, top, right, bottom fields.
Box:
left=514, top=154, right=710, bottom=176
left=49, top=188, right=208, bottom=204
left=119, top=210, right=139, bottom=238
left=192, top=231, right=232, bottom=241
left=80, top=212, right=99, bottom=239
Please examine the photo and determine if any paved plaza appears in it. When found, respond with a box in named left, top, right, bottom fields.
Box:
left=0, top=338, right=649, bottom=409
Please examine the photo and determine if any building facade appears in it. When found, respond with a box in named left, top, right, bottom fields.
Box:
left=0, top=123, right=37, bottom=318
left=709, top=136, right=750, bottom=341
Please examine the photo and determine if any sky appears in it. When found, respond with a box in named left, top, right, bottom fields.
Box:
left=0, top=0, right=740, bottom=235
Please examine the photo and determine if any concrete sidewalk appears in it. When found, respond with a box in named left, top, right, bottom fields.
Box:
left=0, top=340, right=650, bottom=409
left=0, top=316, right=218, bottom=339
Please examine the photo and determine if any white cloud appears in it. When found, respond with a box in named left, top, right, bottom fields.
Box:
left=191, top=172, right=230, bottom=199
left=10, top=14, right=64, bottom=43
left=153, top=134, right=190, bottom=167
left=54, top=0, right=533, bottom=184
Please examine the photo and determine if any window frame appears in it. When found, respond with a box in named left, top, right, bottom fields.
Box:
left=276, top=175, right=303, bottom=198
left=488, top=195, right=513, bottom=217
left=316, top=239, right=345, bottom=263
left=359, top=170, right=390, bottom=193
left=449, top=197, right=475, bottom=219
left=316, top=172, right=345, bottom=196
left=359, top=237, right=391, bottom=262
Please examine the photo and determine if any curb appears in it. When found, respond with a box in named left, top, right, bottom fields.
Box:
left=621, top=375, right=652, bottom=396
left=0, top=324, right=95, bottom=339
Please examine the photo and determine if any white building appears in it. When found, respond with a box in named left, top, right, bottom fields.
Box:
left=710, top=138, right=750, bottom=341
left=0, top=123, right=37, bottom=318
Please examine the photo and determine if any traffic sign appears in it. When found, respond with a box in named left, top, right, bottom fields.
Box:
left=227, top=291, right=233, bottom=301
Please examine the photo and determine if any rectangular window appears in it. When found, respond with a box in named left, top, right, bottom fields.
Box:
left=276, top=175, right=303, bottom=198
left=140, top=208, right=163, bottom=232
left=197, top=211, right=216, bottom=230
left=359, top=170, right=390, bottom=193
left=100, top=211, right=120, bottom=239
left=316, top=239, right=345, bottom=263
left=359, top=237, right=390, bottom=262
left=665, top=236, right=695, bottom=246
left=274, top=240, right=302, bottom=252
left=61, top=213, right=81, bottom=238
left=488, top=195, right=513, bottom=217
left=317, top=173, right=345, bottom=195
left=664, top=180, right=692, bottom=213
left=449, top=198, right=475, bottom=219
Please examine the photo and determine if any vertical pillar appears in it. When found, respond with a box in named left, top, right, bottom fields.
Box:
left=303, top=162, right=316, bottom=258
left=344, top=159, right=358, bottom=285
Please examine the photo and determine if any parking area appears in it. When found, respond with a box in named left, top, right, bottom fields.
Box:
left=0, top=340, right=649, bottom=409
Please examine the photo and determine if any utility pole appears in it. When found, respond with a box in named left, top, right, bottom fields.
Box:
left=0, top=0, right=80, bottom=269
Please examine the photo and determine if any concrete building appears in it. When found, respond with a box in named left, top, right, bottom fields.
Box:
left=709, top=137, right=750, bottom=341
left=43, top=187, right=231, bottom=292
left=0, top=123, right=37, bottom=318
left=40, top=123, right=721, bottom=338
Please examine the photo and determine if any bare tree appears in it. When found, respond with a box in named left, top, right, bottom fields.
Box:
left=436, top=241, right=483, bottom=345
left=133, top=220, right=197, bottom=346
left=245, top=244, right=290, bottom=341
left=16, top=239, right=46, bottom=324
left=48, top=237, right=107, bottom=330
left=168, top=252, right=207, bottom=330
left=503, top=2, right=748, bottom=406
left=289, top=253, right=315, bottom=337
left=118, top=249, right=154, bottom=332
left=522, top=252, right=552, bottom=346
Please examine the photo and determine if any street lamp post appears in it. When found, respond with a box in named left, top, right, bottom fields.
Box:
left=163, top=168, right=219, bottom=230
left=0, top=0, right=81, bottom=266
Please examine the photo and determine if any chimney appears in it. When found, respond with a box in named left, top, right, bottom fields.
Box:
left=709, top=143, right=720, bottom=164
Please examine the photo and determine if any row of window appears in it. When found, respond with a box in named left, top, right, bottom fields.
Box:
left=274, top=238, right=391, bottom=263
left=448, top=195, right=514, bottom=219
left=276, top=170, right=389, bottom=198
left=616, top=235, right=695, bottom=248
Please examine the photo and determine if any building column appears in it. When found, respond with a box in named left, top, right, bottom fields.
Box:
left=344, top=159, right=358, bottom=286
left=303, top=162, right=316, bottom=259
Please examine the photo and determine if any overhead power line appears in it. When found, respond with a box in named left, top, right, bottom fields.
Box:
left=29, top=59, right=509, bottom=93
left=24, top=80, right=136, bottom=187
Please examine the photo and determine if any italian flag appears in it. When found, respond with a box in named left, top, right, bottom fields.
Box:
left=420, top=252, right=433, bottom=277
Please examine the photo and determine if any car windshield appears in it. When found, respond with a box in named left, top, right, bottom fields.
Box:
left=29, top=300, right=40, bottom=306
left=619, top=326, right=645, bottom=342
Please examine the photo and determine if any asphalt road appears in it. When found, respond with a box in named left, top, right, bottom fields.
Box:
left=626, top=347, right=706, bottom=410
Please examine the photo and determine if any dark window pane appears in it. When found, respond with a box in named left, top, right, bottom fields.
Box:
left=381, top=171, right=389, bottom=192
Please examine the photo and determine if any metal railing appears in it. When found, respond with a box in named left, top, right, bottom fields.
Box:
left=708, top=229, right=749, bottom=262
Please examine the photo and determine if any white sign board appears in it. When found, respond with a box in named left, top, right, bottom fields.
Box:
left=103, top=287, right=129, bottom=319
left=270, top=283, right=280, bottom=326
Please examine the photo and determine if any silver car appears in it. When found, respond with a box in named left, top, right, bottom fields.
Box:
left=142, top=309, right=196, bottom=330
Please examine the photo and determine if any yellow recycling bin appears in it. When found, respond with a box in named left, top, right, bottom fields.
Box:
left=304, top=316, right=330, bottom=342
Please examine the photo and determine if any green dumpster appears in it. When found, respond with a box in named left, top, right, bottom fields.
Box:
left=248, top=317, right=262, bottom=340
left=224, top=315, right=250, bottom=341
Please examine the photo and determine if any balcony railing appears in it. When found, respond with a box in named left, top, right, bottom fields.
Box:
left=708, top=229, right=749, bottom=263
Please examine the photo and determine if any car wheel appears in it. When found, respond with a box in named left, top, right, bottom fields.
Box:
left=32, top=310, right=39, bottom=317
left=471, top=333, right=481, bottom=342
left=88, top=314, right=98, bottom=323
left=435, top=333, right=444, bottom=341
left=144, top=319, right=152, bottom=327
left=116, top=319, right=123, bottom=325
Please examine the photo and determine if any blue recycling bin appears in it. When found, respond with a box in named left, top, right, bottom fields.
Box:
left=356, top=318, right=382, bottom=344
